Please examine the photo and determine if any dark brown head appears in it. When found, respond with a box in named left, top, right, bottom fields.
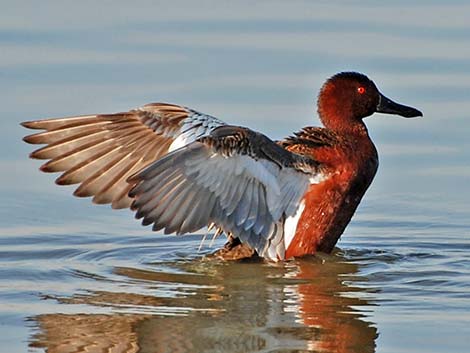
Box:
left=317, top=72, right=422, bottom=132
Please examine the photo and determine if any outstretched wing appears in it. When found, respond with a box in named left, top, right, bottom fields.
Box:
left=22, top=103, right=225, bottom=209
left=128, top=126, right=327, bottom=260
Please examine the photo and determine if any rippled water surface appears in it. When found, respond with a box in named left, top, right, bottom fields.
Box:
left=2, top=1, right=470, bottom=352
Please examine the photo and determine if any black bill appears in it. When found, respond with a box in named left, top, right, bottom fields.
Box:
left=377, top=93, right=423, bottom=118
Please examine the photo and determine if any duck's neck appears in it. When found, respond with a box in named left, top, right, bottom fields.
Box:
left=320, top=113, right=369, bottom=137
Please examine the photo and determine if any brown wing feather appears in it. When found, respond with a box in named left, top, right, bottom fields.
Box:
left=22, top=103, right=210, bottom=209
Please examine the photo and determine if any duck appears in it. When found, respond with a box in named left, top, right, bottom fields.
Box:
left=22, top=72, right=422, bottom=261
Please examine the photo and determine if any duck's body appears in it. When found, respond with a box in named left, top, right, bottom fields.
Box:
left=22, top=72, right=422, bottom=261
left=279, top=126, right=378, bottom=257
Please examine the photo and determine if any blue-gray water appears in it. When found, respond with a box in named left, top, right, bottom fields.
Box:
left=1, top=1, right=470, bottom=352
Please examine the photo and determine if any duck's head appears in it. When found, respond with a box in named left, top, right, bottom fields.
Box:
left=317, top=72, right=422, bottom=132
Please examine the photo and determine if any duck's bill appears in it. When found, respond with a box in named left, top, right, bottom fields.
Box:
left=377, top=93, right=423, bottom=118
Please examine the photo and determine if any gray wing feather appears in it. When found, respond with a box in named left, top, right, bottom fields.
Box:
left=245, top=181, right=259, bottom=231
left=253, top=186, right=268, bottom=236
left=129, top=126, right=324, bottom=259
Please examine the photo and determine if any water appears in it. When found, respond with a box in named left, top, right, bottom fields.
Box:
left=1, top=1, right=470, bottom=352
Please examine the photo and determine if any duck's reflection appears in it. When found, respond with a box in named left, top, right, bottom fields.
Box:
left=30, top=254, right=377, bottom=353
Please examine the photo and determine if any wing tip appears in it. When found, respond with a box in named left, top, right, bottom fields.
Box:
left=29, top=150, right=39, bottom=159
left=39, top=163, right=57, bottom=173
left=142, top=217, right=153, bottom=226
left=55, top=174, right=73, bottom=186
left=73, top=186, right=93, bottom=198
left=21, top=121, right=40, bottom=130
left=23, top=133, right=40, bottom=145
left=128, top=186, right=138, bottom=198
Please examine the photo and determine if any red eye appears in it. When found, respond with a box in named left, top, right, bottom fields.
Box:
left=357, top=86, right=366, bottom=94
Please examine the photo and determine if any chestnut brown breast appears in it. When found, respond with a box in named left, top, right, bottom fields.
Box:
left=282, top=128, right=378, bottom=258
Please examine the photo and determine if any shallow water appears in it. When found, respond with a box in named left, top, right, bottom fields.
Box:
left=1, top=1, right=470, bottom=352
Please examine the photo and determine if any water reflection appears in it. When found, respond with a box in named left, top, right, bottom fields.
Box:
left=29, top=255, right=377, bottom=353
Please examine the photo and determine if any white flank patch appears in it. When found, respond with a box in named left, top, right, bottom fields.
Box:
left=309, top=171, right=328, bottom=184
left=283, top=200, right=306, bottom=250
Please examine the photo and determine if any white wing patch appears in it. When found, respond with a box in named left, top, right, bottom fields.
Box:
left=283, top=200, right=306, bottom=251
left=168, top=134, right=190, bottom=152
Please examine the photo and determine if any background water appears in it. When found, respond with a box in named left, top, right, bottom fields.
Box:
left=1, top=1, right=470, bottom=352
